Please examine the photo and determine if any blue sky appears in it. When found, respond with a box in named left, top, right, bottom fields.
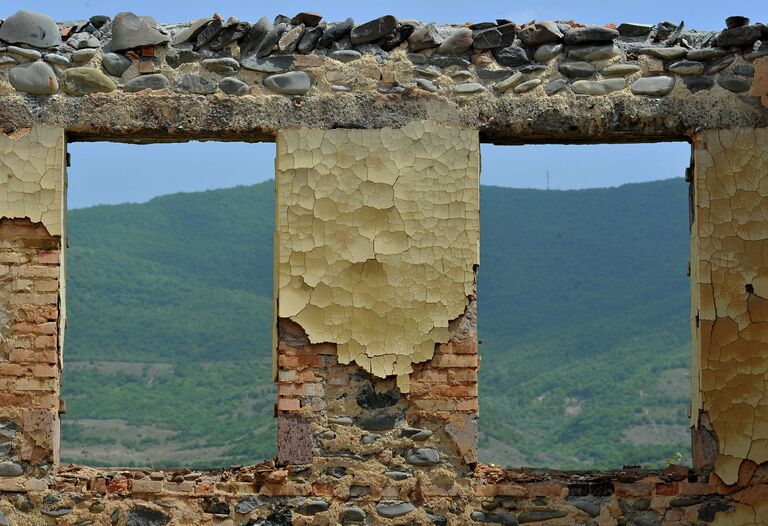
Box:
left=5, top=0, right=749, bottom=207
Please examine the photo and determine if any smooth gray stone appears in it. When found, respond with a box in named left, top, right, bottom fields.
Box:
left=638, top=46, right=687, bottom=60
left=350, top=15, right=397, bottom=44
left=171, top=17, right=214, bottom=45
left=241, top=55, right=293, bottom=73
left=407, top=53, right=427, bottom=64
left=474, top=511, right=518, bottom=525
left=60, top=67, right=117, bottom=94
left=686, top=48, right=728, bottom=61
left=102, top=53, right=132, bottom=76
left=684, top=76, right=714, bottom=93
left=219, top=77, right=249, bottom=95
left=405, top=447, right=439, bottom=465
left=631, top=510, right=662, bottom=526
left=497, top=23, right=517, bottom=46
left=0, top=461, right=23, bottom=477
left=572, top=499, right=601, bottom=517
left=518, top=510, right=567, bottom=522
left=437, top=28, right=473, bottom=55
left=297, top=25, right=323, bottom=54
left=263, top=71, right=312, bottom=94
left=630, top=75, right=675, bottom=96
left=477, top=68, right=513, bottom=81
left=256, top=22, right=287, bottom=58
left=327, top=416, right=354, bottom=425
left=668, top=60, right=704, bottom=76
left=124, top=73, right=169, bottom=92
left=571, top=78, right=626, bottom=95
left=329, top=50, right=362, bottom=62
left=6, top=45, right=41, bottom=60
left=454, top=82, right=484, bottom=94
left=564, top=25, right=619, bottom=44
left=291, top=12, right=322, bottom=27
left=734, top=64, right=755, bottom=77
left=165, top=47, right=200, bottom=68
left=111, top=12, right=170, bottom=51
left=384, top=471, right=412, bottom=480
left=234, top=496, right=261, bottom=515
left=617, top=23, right=653, bottom=37
left=361, top=433, right=381, bottom=444
left=0, top=10, right=62, bottom=48
left=44, top=53, right=69, bottom=66
left=376, top=502, right=415, bottom=518
left=175, top=74, right=216, bottom=94
left=430, top=55, right=469, bottom=68
left=71, top=48, right=97, bottom=64
left=41, top=508, right=74, bottom=517
left=494, top=72, right=524, bottom=93
left=126, top=506, right=169, bottom=526
left=193, top=17, right=224, bottom=50
left=9, top=61, right=58, bottom=95
left=296, top=500, right=329, bottom=516
left=239, top=17, right=270, bottom=56
left=716, top=25, right=764, bottom=48
left=513, top=78, right=542, bottom=93
left=745, top=48, right=768, bottom=61
left=317, top=18, right=353, bottom=48
left=473, top=28, right=504, bottom=50
left=704, top=54, right=735, bottom=75
left=0, top=56, right=18, bottom=66
left=493, top=44, right=530, bottom=67
left=533, top=43, right=562, bottom=62
left=201, top=57, right=240, bottom=75
left=67, top=33, right=100, bottom=49
left=380, top=24, right=415, bottom=51
left=415, top=78, right=438, bottom=92
left=401, top=427, right=432, bottom=439
left=341, top=506, right=366, bottom=522
left=518, top=21, right=563, bottom=46
left=408, top=24, right=443, bottom=51
left=451, top=70, right=473, bottom=81
left=0, top=510, right=8, bottom=526
left=717, top=75, right=751, bottom=92
left=558, top=61, right=596, bottom=78
left=210, top=21, right=251, bottom=51
left=726, top=16, right=750, bottom=29
left=566, top=44, right=619, bottom=61
left=414, top=66, right=441, bottom=78
left=330, top=84, right=351, bottom=92
left=278, top=24, right=303, bottom=53
left=600, top=64, right=641, bottom=76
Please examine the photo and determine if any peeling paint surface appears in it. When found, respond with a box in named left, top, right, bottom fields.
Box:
left=276, top=122, right=479, bottom=390
left=0, top=127, right=65, bottom=237
left=692, top=127, right=768, bottom=485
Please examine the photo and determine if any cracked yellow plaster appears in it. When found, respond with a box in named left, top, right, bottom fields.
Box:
left=692, top=127, right=768, bottom=485
left=0, top=127, right=65, bottom=237
left=275, top=122, right=479, bottom=391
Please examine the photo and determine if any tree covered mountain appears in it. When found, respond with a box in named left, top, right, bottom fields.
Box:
left=61, top=178, right=691, bottom=469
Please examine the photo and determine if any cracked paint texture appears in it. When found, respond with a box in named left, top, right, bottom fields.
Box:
left=692, top=127, right=768, bottom=485
left=0, top=127, right=65, bottom=237
left=276, top=122, right=479, bottom=391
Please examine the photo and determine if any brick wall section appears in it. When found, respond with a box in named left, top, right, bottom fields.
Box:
left=0, top=218, right=62, bottom=481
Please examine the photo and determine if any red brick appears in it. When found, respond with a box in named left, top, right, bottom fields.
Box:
left=0, top=363, right=26, bottom=376
left=431, top=354, right=478, bottom=368
left=34, top=335, right=57, bottom=349
left=9, top=349, right=57, bottom=364
left=12, top=321, right=56, bottom=335
left=33, top=364, right=58, bottom=378
left=13, top=265, right=59, bottom=279
left=107, top=478, right=131, bottom=495
left=447, top=368, right=477, bottom=382
left=34, top=251, right=60, bottom=264
left=452, top=340, right=478, bottom=354
left=277, top=398, right=300, bottom=411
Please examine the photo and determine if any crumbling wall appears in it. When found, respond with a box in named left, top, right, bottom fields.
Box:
left=691, top=127, right=768, bottom=487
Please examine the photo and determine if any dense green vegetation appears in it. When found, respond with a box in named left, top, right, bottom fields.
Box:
left=62, top=178, right=691, bottom=469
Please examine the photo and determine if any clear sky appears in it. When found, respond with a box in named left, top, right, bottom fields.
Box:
left=5, top=0, right=746, bottom=207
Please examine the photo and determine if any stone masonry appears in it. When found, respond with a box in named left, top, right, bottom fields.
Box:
left=0, top=7, right=767, bottom=526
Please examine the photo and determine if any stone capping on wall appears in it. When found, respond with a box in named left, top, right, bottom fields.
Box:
left=0, top=11, right=766, bottom=141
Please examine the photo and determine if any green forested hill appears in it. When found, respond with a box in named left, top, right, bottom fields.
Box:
left=61, top=178, right=691, bottom=469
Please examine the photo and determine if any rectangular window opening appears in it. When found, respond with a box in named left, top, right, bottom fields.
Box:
left=478, top=141, right=693, bottom=470
left=61, top=140, right=277, bottom=468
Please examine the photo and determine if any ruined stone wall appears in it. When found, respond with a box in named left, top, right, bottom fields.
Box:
left=0, top=6, right=768, bottom=526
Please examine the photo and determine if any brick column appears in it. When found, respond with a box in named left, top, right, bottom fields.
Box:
left=690, top=128, right=768, bottom=487
left=0, top=127, right=66, bottom=488
left=274, top=122, right=480, bottom=469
